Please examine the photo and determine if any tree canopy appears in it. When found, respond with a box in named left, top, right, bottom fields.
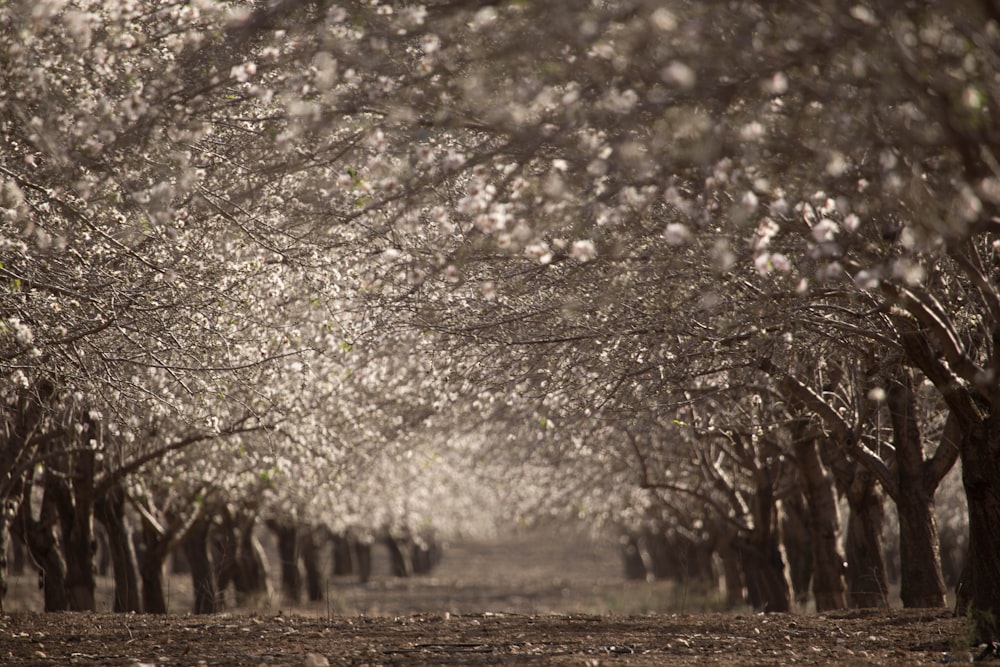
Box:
left=2, top=0, right=1000, bottom=635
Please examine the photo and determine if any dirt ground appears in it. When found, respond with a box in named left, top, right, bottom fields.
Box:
left=0, top=528, right=982, bottom=665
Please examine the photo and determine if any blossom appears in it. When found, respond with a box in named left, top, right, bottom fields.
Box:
left=569, top=239, right=597, bottom=262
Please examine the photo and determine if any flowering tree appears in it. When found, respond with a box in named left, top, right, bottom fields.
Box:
left=4, top=0, right=1000, bottom=636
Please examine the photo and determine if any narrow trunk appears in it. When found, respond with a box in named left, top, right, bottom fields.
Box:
left=0, top=499, right=13, bottom=612
left=844, top=470, right=888, bottom=608
left=794, top=436, right=847, bottom=611
left=183, top=515, right=219, bottom=614
left=94, top=483, right=141, bottom=612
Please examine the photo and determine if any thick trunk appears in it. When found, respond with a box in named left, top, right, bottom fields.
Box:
left=55, top=447, right=97, bottom=612
left=236, top=527, right=270, bottom=602
left=897, top=493, right=947, bottom=608
left=740, top=477, right=791, bottom=613
left=268, top=521, right=302, bottom=603
left=14, top=486, right=69, bottom=612
left=711, top=522, right=745, bottom=610
left=183, top=515, right=219, bottom=614
left=780, top=491, right=813, bottom=607
left=738, top=536, right=791, bottom=613
left=300, top=527, right=325, bottom=602
left=411, top=535, right=442, bottom=575
left=844, top=470, right=888, bottom=608
left=140, top=558, right=167, bottom=614
left=620, top=533, right=648, bottom=581
left=331, top=533, right=356, bottom=576
left=94, top=483, right=141, bottom=612
left=384, top=533, right=413, bottom=578
left=139, top=518, right=170, bottom=614
left=887, top=370, right=948, bottom=608
left=959, top=416, right=1000, bottom=642
left=794, top=436, right=847, bottom=611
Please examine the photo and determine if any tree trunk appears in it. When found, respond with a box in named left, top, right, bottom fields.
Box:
left=886, top=369, right=949, bottom=608
left=267, top=520, right=302, bottom=603
left=384, top=532, right=413, bottom=578
left=897, top=493, right=947, bottom=608
left=138, top=517, right=170, bottom=614
left=183, top=514, right=219, bottom=614
left=94, top=483, right=141, bottom=612
left=740, top=473, right=791, bottom=613
left=300, top=527, right=325, bottom=602
left=620, top=533, right=648, bottom=581
left=844, top=470, right=888, bottom=608
left=0, top=498, right=15, bottom=613
left=53, top=446, right=97, bottom=612
left=711, top=521, right=745, bottom=610
left=237, top=526, right=270, bottom=602
left=780, top=490, right=813, bottom=607
left=331, top=533, right=356, bottom=576
left=959, top=415, right=1000, bottom=642
left=794, top=436, right=847, bottom=611
left=13, top=482, right=69, bottom=612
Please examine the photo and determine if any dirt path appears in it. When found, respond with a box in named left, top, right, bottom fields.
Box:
left=0, top=527, right=979, bottom=665
left=0, top=608, right=971, bottom=665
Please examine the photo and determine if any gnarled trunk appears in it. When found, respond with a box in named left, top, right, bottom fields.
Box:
left=844, top=470, right=888, bottom=608
left=740, top=477, right=791, bottom=613
left=13, top=480, right=69, bottom=612
left=300, top=527, right=325, bottom=602
left=794, top=435, right=847, bottom=611
left=94, top=482, right=141, bottom=612
left=780, top=490, right=813, bottom=607
left=52, top=445, right=97, bottom=612
left=183, top=514, right=219, bottom=614
left=267, top=520, right=302, bottom=603
left=886, top=370, right=950, bottom=608
left=959, top=415, right=1000, bottom=642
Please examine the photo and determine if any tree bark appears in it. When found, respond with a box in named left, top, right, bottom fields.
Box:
left=620, top=533, right=648, bottom=581
left=739, top=470, right=791, bottom=613
left=384, top=532, right=413, bottom=578
left=94, top=482, right=141, bottom=612
left=51, top=443, right=97, bottom=612
left=886, top=370, right=951, bottom=608
left=844, top=469, right=888, bottom=608
left=958, top=413, right=1000, bottom=642
left=780, top=490, right=813, bottom=607
left=300, top=527, right=325, bottom=602
left=0, top=498, right=15, bottom=613
left=13, top=480, right=69, bottom=612
left=183, top=514, right=219, bottom=614
left=712, top=523, right=745, bottom=610
left=793, top=435, right=847, bottom=611
left=267, top=520, right=302, bottom=603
